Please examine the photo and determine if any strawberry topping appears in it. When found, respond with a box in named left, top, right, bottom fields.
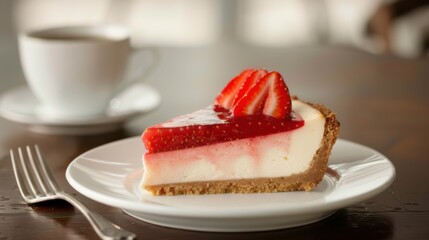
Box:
left=143, top=106, right=303, bottom=153
left=142, top=68, right=303, bottom=154
left=232, top=69, right=268, bottom=107
left=214, top=69, right=254, bottom=109
left=232, top=71, right=291, bottom=119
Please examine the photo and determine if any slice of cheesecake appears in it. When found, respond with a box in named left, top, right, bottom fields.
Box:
left=141, top=69, right=340, bottom=195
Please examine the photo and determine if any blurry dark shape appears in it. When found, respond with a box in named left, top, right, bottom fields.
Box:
left=368, top=0, right=429, bottom=56
left=391, top=0, right=429, bottom=17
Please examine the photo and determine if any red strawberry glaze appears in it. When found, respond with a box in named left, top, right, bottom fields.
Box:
left=142, top=105, right=304, bottom=154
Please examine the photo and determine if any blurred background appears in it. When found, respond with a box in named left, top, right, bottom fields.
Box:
left=1, top=0, right=428, bottom=51
left=1, top=0, right=428, bottom=88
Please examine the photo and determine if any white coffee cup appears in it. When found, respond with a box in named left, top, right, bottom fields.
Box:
left=18, top=25, right=157, bottom=119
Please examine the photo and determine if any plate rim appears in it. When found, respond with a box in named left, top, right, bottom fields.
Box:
left=66, top=137, right=396, bottom=218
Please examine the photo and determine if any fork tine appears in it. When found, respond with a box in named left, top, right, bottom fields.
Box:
left=33, top=145, right=62, bottom=192
left=18, top=146, right=42, bottom=198
left=26, top=146, right=49, bottom=195
left=9, top=149, right=28, bottom=198
left=10, top=149, right=32, bottom=200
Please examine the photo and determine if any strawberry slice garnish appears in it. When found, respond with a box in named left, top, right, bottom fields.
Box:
left=232, top=69, right=268, bottom=106
left=232, top=71, right=291, bottom=119
left=215, top=69, right=254, bottom=109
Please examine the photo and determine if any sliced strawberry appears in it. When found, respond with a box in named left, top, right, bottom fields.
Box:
left=214, top=69, right=254, bottom=109
left=263, top=72, right=291, bottom=118
left=231, top=68, right=268, bottom=107
left=232, top=71, right=291, bottom=119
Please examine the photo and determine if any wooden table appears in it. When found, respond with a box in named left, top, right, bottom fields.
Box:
left=1, top=44, right=428, bottom=239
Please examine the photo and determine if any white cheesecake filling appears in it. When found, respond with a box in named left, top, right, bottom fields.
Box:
left=142, top=100, right=325, bottom=186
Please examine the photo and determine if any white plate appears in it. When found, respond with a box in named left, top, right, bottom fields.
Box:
left=66, top=137, right=395, bottom=232
left=0, top=83, right=160, bottom=135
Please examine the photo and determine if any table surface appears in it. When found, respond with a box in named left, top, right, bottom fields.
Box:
left=0, top=43, right=428, bottom=240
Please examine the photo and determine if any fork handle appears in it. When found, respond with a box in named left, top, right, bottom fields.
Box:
left=60, top=193, right=136, bottom=240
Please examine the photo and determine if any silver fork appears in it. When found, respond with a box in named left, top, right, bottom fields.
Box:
left=10, top=145, right=136, bottom=240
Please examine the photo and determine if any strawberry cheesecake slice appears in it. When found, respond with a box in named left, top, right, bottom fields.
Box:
left=141, top=69, right=340, bottom=195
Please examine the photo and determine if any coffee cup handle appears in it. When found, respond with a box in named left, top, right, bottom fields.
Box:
left=120, top=47, right=160, bottom=90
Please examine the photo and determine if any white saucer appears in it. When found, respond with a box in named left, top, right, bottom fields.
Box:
left=66, top=137, right=395, bottom=232
left=0, top=83, right=160, bottom=135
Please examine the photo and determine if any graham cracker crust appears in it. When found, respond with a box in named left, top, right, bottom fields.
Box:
left=145, top=100, right=340, bottom=196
